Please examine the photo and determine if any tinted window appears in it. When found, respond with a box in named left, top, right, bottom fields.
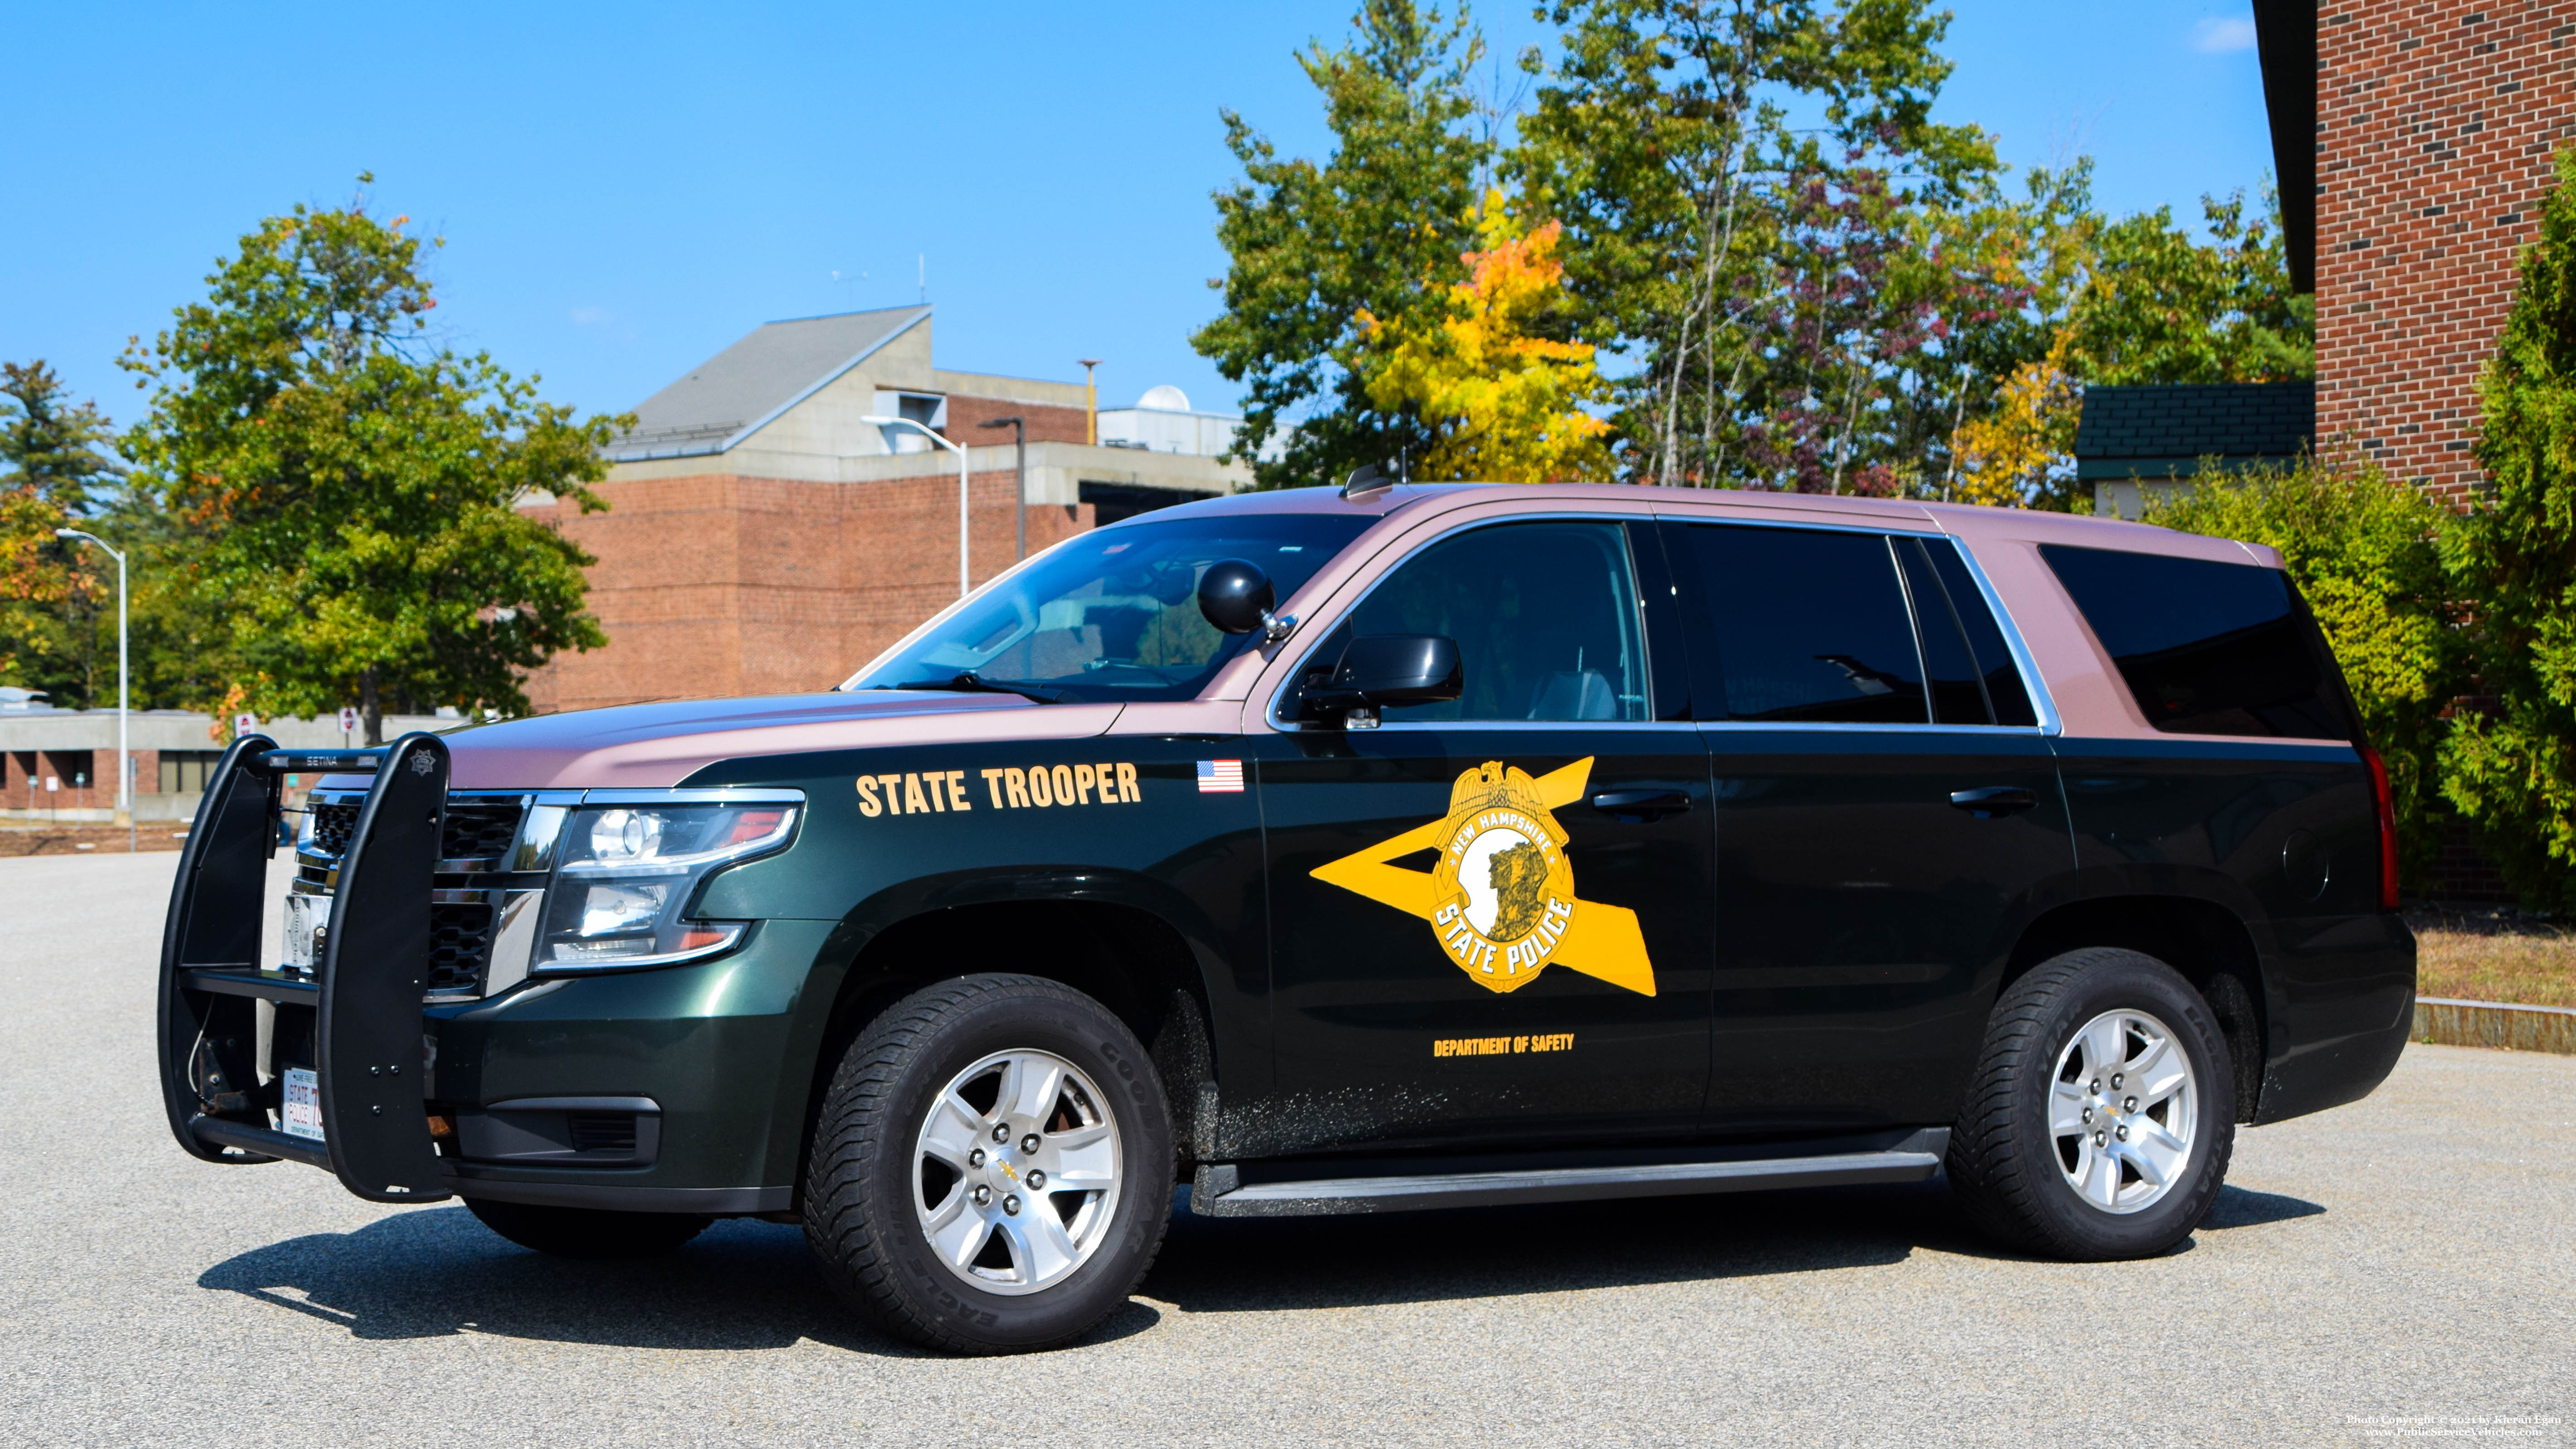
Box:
left=2041, top=544, right=2349, bottom=739
left=1288, top=521, right=1650, bottom=723
left=1895, top=539, right=1991, bottom=724
left=1686, top=525, right=1928, bottom=724
left=850, top=512, right=1371, bottom=703
left=1926, top=539, right=2038, bottom=726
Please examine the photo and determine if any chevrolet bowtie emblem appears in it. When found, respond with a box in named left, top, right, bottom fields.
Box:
left=1311, top=757, right=1657, bottom=997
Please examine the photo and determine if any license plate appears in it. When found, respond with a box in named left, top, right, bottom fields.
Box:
left=281, top=1067, right=325, bottom=1142
left=283, top=894, right=330, bottom=971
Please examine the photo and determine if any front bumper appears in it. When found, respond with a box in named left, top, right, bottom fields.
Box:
left=157, top=733, right=835, bottom=1213
left=428, top=917, right=841, bottom=1212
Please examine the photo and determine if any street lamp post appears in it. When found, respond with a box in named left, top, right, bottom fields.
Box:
left=860, top=414, right=972, bottom=600
left=978, top=415, right=1026, bottom=563
left=55, top=528, right=130, bottom=853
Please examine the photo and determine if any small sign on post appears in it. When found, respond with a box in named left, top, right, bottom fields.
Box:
left=338, top=706, right=358, bottom=744
left=234, top=713, right=256, bottom=739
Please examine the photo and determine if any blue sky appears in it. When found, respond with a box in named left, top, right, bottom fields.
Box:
left=4, top=3, right=2274, bottom=432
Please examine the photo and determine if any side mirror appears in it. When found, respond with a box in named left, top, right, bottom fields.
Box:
left=1309, top=634, right=1463, bottom=723
left=1198, top=559, right=1276, bottom=636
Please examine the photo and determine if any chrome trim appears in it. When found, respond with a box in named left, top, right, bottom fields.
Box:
left=1266, top=511, right=1664, bottom=729
left=577, top=788, right=807, bottom=806
left=1194, top=1127, right=1950, bottom=1217
left=1355, top=720, right=1724, bottom=734
left=511, top=805, right=569, bottom=873
left=1696, top=721, right=2048, bottom=736
left=1935, top=535, right=2062, bottom=735
left=481, top=889, right=545, bottom=998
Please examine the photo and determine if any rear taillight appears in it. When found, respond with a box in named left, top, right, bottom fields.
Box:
left=2360, top=746, right=2400, bottom=911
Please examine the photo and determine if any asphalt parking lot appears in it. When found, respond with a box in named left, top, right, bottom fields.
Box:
left=4, top=850, right=2569, bottom=1448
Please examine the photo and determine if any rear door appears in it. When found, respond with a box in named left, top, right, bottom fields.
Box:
left=1253, top=517, right=1714, bottom=1156
left=1666, top=520, right=2074, bottom=1136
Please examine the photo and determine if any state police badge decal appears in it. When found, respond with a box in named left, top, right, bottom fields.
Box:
left=1310, top=757, right=1657, bottom=996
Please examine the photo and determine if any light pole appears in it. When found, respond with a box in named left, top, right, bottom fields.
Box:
left=55, top=528, right=129, bottom=852
left=861, top=413, right=973, bottom=600
left=978, top=415, right=1026, bottom=562
left=1077, top=358, right=1103, bottom=446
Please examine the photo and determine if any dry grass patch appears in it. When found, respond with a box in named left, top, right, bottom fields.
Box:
left=2408, top=907, right=2576, bottom=1008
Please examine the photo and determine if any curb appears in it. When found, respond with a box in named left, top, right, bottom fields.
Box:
left=2414, top=996, right=2576, bottom=1055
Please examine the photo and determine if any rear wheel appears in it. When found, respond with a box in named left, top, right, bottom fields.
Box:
left=803, top=974, right=1173, bottom=1355
left=1947, top=948, right=2235, bottom=1260
left=464, top=1198, right=712, bottom=1259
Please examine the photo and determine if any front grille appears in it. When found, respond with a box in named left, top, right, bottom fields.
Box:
left=441, top=801, right=524, bottom=862
left=568, top=1112, right=638, bottom=1153
left=427, top=898, right=495, bottom=993
left=311, top=803, right=359, bottom=856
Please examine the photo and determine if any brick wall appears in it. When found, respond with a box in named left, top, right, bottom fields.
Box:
left=2317, top=1, right=2576, bottom=505
left=939, top=395, right=1090, bottom=446
left=522, top=472, right=1096, bottom=714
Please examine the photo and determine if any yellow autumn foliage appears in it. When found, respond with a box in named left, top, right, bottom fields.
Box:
left=1948, top=328, right=2083, bottom=507
left=1360, top=200, right=1614, bottom=483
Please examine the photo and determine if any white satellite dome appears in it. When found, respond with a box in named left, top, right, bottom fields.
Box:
left=1136, top=384, right=1192, bottom=412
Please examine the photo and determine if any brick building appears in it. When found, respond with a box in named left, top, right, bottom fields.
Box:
left=2310, top=0, right=2576, bottom=505
left=521, top=307, right=1260, bottom=713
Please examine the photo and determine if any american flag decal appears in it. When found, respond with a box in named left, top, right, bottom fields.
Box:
left=1196, top=759, right=1246, bottom=794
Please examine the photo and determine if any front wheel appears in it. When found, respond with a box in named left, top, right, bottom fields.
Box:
left=803, top=974, right=1173, bottom=1355
left=1947, top=948, right=2236, bottom=1260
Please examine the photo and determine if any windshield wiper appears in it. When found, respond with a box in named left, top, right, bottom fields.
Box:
left=876, top=672, right=1065, bottom=704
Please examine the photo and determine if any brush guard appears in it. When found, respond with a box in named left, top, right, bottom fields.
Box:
left=156, top=730, right=455, bottom=1202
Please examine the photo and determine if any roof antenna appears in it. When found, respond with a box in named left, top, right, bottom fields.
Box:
left=1341, top=462, right=1396, bottom=502
left=919, top=254, right=926, bottom=304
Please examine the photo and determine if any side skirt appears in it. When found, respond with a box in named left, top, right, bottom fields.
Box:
left=1189, top=1127, right=1950, bottom=1218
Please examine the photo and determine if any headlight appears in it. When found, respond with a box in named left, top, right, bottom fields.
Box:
left=533, top=799, right=799, bottom=973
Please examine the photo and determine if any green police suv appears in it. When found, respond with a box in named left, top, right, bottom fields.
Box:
left=157, top=482, right=2415, bottom=1354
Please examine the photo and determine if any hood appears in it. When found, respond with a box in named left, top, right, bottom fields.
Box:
left=435, top=691, right=1127, bottom=790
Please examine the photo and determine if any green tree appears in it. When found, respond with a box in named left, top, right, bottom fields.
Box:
left=2066, top=186, right=2312, bottom=386
left=1193, top=0, right=1492, bottom=488
left=1507, top=0, right=2014, bottom=490
left=2145, top=457, right=2459, bottom=888
left=0, top=361, right=128, bottom=699
left=2442, top=147, right=2576, bottom=911
left=120, top=181, right=627, bottom=743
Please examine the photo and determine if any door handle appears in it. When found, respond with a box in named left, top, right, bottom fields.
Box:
left=1591, top=789, right=1693, bottom=822
left=1949, top=786, right=2039, bottom=819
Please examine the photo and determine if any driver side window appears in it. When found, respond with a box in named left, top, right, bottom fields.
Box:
left=1290, top=521, right=1651, bottom=723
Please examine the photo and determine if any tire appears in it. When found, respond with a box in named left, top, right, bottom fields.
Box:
left=1947, top=947, right=2236, bottom=1260
left=464, top=1198, right=712, bottom=1259
left=803, top=974, right=1173, bottom=1355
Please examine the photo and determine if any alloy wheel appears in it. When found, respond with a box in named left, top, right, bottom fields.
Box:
left=2048, top=1007, right=2199, bottom=1215
left=911, top=1049, right=1124, bottom=1294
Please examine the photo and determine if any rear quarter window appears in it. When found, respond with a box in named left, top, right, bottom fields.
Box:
left=2039, top=543, right=2353, bottom=740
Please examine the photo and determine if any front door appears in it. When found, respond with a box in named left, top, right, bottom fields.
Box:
left=1667, top=520, right=2075, bottom=1137
left=1254, top=518, right=1713, bottom=1159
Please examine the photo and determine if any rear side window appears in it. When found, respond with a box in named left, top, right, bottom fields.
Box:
left=2040, top=544, right=2350, bottom=739
left=1912, top=538, right=2038, bottom=727
left=1684, top=525, right=1928, bottom=723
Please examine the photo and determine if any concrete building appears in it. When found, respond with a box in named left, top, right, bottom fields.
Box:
left=0, top=705, right=453, bottom=823
left=521, top=307, right=1261, bottom=713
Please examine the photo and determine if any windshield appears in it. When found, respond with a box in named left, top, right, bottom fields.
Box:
left=846, top=512, right=1375, bottom=703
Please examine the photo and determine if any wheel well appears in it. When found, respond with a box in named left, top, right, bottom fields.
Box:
left=2008, top=896, right=2267, bottom=1124
left=802, top=900, right=1217, bottom=1189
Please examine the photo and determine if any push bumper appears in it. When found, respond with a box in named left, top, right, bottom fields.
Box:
left=156, top=733, right=831, bottom=1213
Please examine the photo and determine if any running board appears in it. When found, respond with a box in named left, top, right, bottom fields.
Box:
left=1190, top=1127, right=1949, bottom=1218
